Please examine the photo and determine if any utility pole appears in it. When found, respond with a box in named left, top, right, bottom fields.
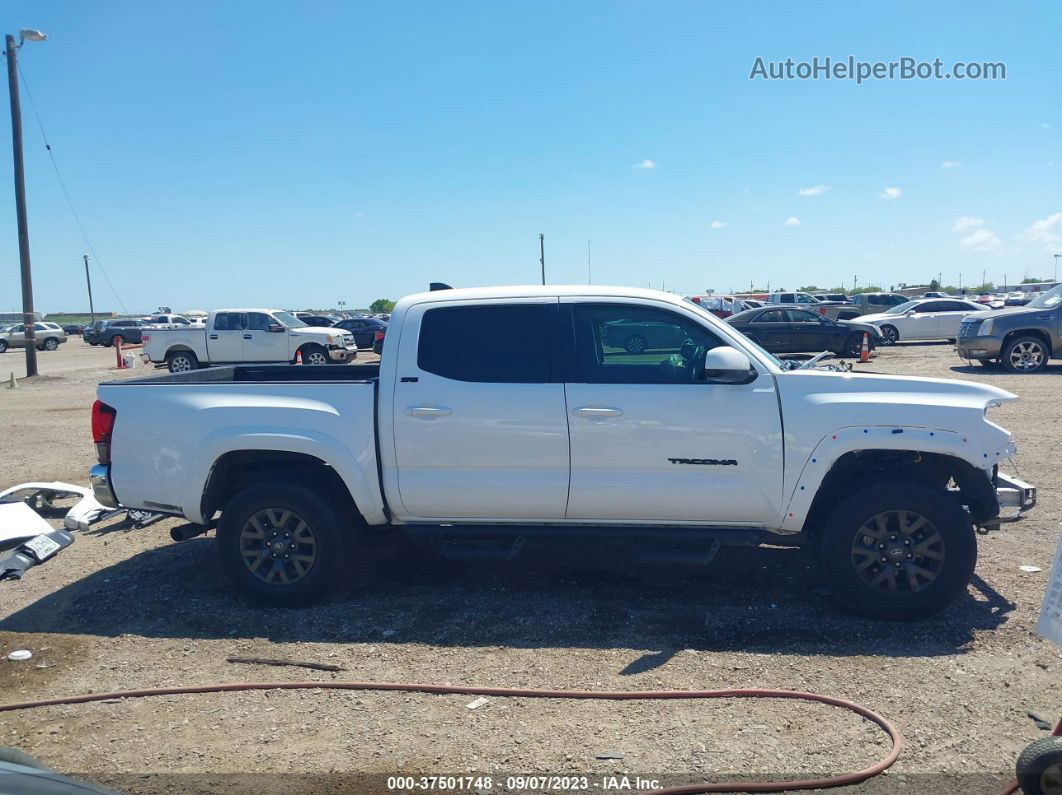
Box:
left=1054, top=254, right=1060, bottom=283
left=6, top=31, right=44, bottom=377
left=83, top=253, right=96, bottom=325
left=538, top=233, right=545, bottom=285
left=958, top=273, right=963, bottom=294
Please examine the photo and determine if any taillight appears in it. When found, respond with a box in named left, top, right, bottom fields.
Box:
left=92, top=400, right=116, bottom=464
left=690, top=296, right=701, bottom=304
left=374, top=330, right=385, bottom=341
left=142, top=333, right=151, bottom=343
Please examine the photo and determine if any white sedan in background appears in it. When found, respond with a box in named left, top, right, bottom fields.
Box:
left=861, top=298, right=989, bottom=344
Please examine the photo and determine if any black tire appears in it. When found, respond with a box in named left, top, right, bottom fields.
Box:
left=166, top=350, right=199, bottom=373
left=42, top=337, right=59, bottom=351
left=818, top=481, right=976, bottom=620
left=842, top=333, right=873, bottom=357
left=217, top=481, right=352, bottom=607
left=880, top=325, right=899, bottom=345
left=1001, top=335, right=1048, bottom=374
left=107, top=334, right=124, bottom=348
left=1016, top=736, right=1062, bottom=795
left=299, top=344, right=329, bottom=366
left=624, top=334, right=648, bottom=354
left=0, top=340, right=7, bottom=353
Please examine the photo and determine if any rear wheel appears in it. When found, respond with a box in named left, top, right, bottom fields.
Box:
left=42, top=337, right=59, bottom=351
left=880, top=325, right=899, bottom=345
left=818, top=481, right=976, bottom=620
left=1002, top=336, right=1048, bottom=374
left=166, top=350, right=199, bottom=373
left=842, top=333, right=872, bottom=357
left=624, top=334, right=648, bottom=354
left=217, top=481, right=351, bottom=606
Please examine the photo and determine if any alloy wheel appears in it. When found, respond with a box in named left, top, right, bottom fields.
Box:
left=239, top=508, right=318, bottom=585
left=1008, top=341, right=1045, bottom=372
left=850, top=509, right=945, bottom=595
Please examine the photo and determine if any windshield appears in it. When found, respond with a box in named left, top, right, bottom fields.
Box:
left=273, top=311, right=308, bottom=328
left=1028, top=285, right=1062, bottom=309
left=885, top=300, right=920, bottom=315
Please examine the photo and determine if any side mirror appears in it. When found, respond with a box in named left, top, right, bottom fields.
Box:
left=703, top=347, right=756, bottom=385
left=268, top=323, right=285, bottom=333
left=905, top=309, right=916, bottom=316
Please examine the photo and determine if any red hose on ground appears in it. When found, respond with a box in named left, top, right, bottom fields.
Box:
left=0, top=681, right=901, bottom=794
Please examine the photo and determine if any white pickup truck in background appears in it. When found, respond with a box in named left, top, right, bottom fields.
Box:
left=141, top=308, right=357, bottom=371
left=91, top=285, right=1035, bottom=620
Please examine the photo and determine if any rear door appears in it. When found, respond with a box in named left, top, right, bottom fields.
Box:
left=391, top=299, right=570, bottom=520
left=209, top=312, right=245, bottom=361
left=564, top=300, right=782, bottom=523
left=934, top=301, right=981, bottom=338
left=904, top=301, right=947, bottom=339
left=746, top=308, right=793, bottom=351
left=242, top=311, right=290, bottom=362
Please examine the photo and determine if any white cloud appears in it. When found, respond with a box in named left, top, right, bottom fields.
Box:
left=632, top=159, right=656, bottom=169
left=798, top=184, right=830, bottom=197
left=952, top=216, right=984, bottom=232
left=880, top=187, right=902, bottom=199
left=1043, top=123, right=1052, bottom=130
left=784, top=216, right=801, bottom=226
left=708, top=220, right=727, bottom=229
left=941, top=160, right=961, bottom=168
left=1024, top=212, right=1062, bottom=247
left=960, top=228, right=1001, bottom=251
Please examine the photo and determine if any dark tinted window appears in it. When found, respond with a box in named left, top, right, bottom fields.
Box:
left=754, top=309, right=787, bottom=323
left=214, top=312, right=242, bottom=331
left=786, top=309, right=820, bottom=323
left=573, top=304, right=724, bottom=384
left=940, top=301, right=975, bottom=311
left=245, top=312, right=272, bottom=331
left=916, top=301, right=946, bottom=312
left=418, top=304, right=550, bottom=383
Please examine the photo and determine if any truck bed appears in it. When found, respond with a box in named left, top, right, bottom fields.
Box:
left=112, top=363, right=381, bottom=385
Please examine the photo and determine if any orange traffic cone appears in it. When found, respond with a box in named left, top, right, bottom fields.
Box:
left=859, top=333, right=870, bottom=363
left=294, top=349, right=303, bottom=365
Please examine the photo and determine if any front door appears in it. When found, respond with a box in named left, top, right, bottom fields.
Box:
left=209, top=312, right=245, bottom=361
left=391, top=299, right=570, bottom=520
left=242, top=312, right=291, bottom=362
left=564, top=301, right=783, bottom=524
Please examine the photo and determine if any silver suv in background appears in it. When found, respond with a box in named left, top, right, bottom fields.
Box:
left=957, top=284, right=1062, bottom=373
left=0, top=322, right=67, bottom=353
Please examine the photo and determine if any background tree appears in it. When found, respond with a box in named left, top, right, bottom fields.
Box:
left=369, top=299, right=396, bottom=313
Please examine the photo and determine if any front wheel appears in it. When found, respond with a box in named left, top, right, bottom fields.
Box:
left=299, top=345, right=329, bottom=366
left=880, top=325, right=899, bottom=345
left=217, top=481, right=351, bottom=607
left=0, top=340, right=7, bottom=353
left=1002, top=336, right=1048, bottom=374
left=817, top=481, right=976, bottom=620
left=843, top=333, right=873, bottom=357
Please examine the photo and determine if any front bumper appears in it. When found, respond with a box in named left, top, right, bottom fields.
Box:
left=983, top=471, right=1036, bottom=529
left=956, top=333, right=1003, bottom=360
left=328, top=345, right=358, bottom=362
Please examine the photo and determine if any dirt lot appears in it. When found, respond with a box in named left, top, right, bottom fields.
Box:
left=0, top=340, right=1060, bottom=794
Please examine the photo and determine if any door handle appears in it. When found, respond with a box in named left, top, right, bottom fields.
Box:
left=243, top=334, right=253, bottom=340
left=209, top=334, right=218, bottom=340
left=406, top=405, right=453, bottom=419
left=572, top=406, right=624, bottom=419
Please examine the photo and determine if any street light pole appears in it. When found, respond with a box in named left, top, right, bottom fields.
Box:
left=83, top=253, right=96, bottom=325
left=6, top=31, right=43, bottom=377
left=1054, top=254, right=1060, bottom=284
left=538, top=233, right=545, bottom=285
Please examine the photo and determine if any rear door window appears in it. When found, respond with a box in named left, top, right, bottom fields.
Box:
left=417, top=304, right=551, bottom=383
left=214, top=313, right=242, bottom=331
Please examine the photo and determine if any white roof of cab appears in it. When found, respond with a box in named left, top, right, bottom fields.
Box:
left=399, top=284, right=690, bottom=307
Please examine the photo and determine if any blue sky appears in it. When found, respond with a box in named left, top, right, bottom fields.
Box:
left=1, top=1, right=1060, bottom=313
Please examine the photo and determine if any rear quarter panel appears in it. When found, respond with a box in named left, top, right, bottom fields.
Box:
left=100, top=381, right=386, bottom=525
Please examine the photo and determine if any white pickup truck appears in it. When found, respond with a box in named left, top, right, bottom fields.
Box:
left=141, top=308, right=357, bottom=372
left=90, top=285, right=1035, bottom=619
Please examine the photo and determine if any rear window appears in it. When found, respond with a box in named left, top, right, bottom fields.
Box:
left=417, top=304, right=550, bottom=383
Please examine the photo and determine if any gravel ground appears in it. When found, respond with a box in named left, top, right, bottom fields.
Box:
left=0, top=340, right=1060, bottom=794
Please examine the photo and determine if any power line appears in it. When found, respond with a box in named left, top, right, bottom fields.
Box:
left=16, top=60, right=128, bottom=314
